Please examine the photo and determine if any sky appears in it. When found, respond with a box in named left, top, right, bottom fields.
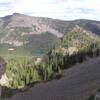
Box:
left=0, top=0, right=100, bottom=21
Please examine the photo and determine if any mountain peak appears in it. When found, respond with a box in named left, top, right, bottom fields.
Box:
left=13, top=13, right=22, bottom=15
left=12, top=13, right=26, bottom=17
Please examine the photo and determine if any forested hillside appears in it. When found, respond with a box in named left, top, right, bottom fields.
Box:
left=48, top=26, right=100, bottom=71
left=1, top=26, right=100, bottom=91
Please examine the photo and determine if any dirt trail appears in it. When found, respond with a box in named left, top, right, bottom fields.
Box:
left=3, top=57, right=100, bottom=100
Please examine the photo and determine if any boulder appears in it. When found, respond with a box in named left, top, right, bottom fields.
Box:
left=67, top=47, right=78, bottom=56
left=35, top=57, right=43, bottom=65
left=0, top=73, right=10, bottom=87
left=0, top=57, right=6, bottom=97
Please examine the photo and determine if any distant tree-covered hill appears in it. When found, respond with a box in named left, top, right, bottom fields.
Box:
left=49, top=26, right=100, bottom=71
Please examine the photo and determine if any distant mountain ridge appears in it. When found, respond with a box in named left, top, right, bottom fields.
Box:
left=0, top=13, right=100, bottom=55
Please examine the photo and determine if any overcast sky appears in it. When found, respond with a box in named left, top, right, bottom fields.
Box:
left=0, top=0, right=100, bottom=21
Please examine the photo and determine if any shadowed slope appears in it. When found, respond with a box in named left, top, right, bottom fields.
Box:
left=2, top=57, right=100, bottom=100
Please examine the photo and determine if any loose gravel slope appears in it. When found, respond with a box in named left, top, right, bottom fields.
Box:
left=3, top=57, right=100, bottom=100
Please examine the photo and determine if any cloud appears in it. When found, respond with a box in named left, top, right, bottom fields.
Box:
left=0, top=0, right=15, bottom=3
left=0, top=0, right=100, bottom=21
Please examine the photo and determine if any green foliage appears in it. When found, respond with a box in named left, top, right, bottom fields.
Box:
left=24, top=32, right=57, bottom=54
left=0, top=44, right=31, bottom=56
left=4, top=56, right=53, bottom=89
left=0, top=32, right=57, bottom=56
left=2, top=26, right=100, bottom=90
left=87, top=95, right=95, bottom=100
left=48, top=26, right=100, bottom=70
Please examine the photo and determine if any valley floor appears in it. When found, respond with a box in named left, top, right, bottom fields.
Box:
left=2, top=57, right=100, bottom=100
